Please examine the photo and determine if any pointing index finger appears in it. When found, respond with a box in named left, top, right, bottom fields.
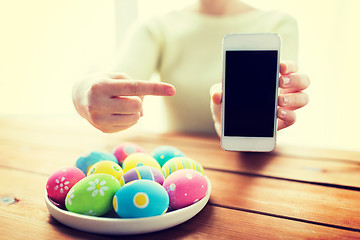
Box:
left=105, top=80, right=176, bottom=97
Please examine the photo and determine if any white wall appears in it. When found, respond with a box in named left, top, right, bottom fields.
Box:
left=1, top=0, right=359, bottom=152
left=0, top=1, right=117, bottom=115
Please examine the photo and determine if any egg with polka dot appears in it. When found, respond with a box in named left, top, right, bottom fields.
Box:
left=76, top=151, right=118, bottom=175
left=122, top=153, right=161, bottom=173
left=113, top=179, right=169, bottom=218
left=161, top=157, right=205, bottom=178
left=163, top=169, right=208, bottom=210
left=113, top=142, right=146, bottom=166
left=65, top=173, right=121, bottom=217
left=46, top=167, right=85, bottom=207
left=119, top=166, right=165, bottom=186
left=152, top=145, right=186, bottom=167
left=87, top=160, right=124, bottom=180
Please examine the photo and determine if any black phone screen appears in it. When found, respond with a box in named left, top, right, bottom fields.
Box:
left=224, top=50, right=278, bottom=137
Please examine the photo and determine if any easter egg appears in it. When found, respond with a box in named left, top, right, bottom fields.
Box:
left=113, top=142, right=146, bottom=166
left=163, top=169, right=208, bottom=210
left=46, top=167, right=85, bottom=206
left=122, top=153, right=161, bottom=173
left=76, top=151, right=118, bottom=175
left=87, top=160, right=124, bottom=180
left=119, top=166, right=165, bottom=186
left=113, top=180, right=169, bottom=218
left=161, top=157, right=205, bottom=178
left=152, top=145, right=186, bottom=167
left=65, top=173, right=120, bottom=216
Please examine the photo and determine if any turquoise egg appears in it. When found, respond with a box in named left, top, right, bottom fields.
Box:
left=76, top=151, right=118, bottom=175
left=113, top=180, right=169, bottom=218
left=152, top=145, right=186, bottom=167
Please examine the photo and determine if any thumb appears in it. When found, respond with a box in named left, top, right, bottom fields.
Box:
left=210, top=83, right=222, bottom=130
left=210, top=83, right=222, bottom=104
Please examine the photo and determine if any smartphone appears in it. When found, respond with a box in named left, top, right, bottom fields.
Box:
left=221, top=33, right=281, bottom=152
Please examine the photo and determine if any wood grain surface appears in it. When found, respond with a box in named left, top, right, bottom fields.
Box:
left=0, top=116, right=359, bottom=239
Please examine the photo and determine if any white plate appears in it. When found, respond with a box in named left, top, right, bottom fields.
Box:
left=45, top=177, right=211, bottom=235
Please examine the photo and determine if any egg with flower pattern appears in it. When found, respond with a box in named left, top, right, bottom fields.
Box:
left=113, top=180, right=169, bottom=218
left=46, top=167, right=85, bottom=207
left=163, top=169, right=208, bottom=210
left=152, top=145, right=186, bottom=167
left=65, top=173, right=120, bottom=216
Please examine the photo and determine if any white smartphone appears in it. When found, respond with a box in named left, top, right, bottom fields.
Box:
left=221, top=33, right=281, bottom=152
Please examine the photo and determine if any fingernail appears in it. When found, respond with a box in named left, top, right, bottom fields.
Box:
left=283, top=76, right=290, bottom=86
left=282, top=96, right=288, bottom=105
left=279, top=109, right=286, bottom=118
left=166, top=86, right=176, bottom=96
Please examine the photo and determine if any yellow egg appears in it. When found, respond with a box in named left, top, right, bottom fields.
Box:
left=122, top=153, right=161, bottom=173
left=87, top=160, right=123, bottom=180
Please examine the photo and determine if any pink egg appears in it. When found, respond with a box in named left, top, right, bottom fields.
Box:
left=46, top=167, right=85, bottom=206
left=113, top=142, right=146, bottom=165
left=163, top=169, right=208, bottom=210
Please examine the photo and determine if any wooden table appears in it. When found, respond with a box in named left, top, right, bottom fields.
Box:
left=1, top=116, right=360, bottom=239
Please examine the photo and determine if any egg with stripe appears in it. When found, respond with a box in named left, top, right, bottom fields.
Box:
left=113, top=179, right=169, bottom=218
left=119, top=166, right=165, bottom=186
left=161, top=157, right=205, bottom=178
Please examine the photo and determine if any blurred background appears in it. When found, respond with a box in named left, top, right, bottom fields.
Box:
left=0, top=0, right=359, bottom=151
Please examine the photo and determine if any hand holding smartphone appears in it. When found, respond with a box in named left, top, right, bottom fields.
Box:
left=221, top=33, right=281, bottom=152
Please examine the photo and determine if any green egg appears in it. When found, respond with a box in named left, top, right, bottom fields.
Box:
left=65, top=173, right=120, bottom=216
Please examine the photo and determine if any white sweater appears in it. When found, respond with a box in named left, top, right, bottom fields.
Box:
left=115, top=9, right=298, bottom=135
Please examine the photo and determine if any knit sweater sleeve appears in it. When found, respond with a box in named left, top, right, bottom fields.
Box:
left=271, top=12, right=299, bottom=63
left=113, top=19, right=163, bottom=80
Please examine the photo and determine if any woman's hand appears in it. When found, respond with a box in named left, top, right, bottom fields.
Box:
left=72, top=73, right=175, bottom=133
left=210, top=60, right=310, bottom=137
left=277, top=61, right=310, bottom=130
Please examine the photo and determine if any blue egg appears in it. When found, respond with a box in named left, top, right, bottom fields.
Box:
left=76, top=151, right=118, bottom=175
left=152, top=145, right=186, bottom=167
left=113, top=180, right=169, bottom=218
